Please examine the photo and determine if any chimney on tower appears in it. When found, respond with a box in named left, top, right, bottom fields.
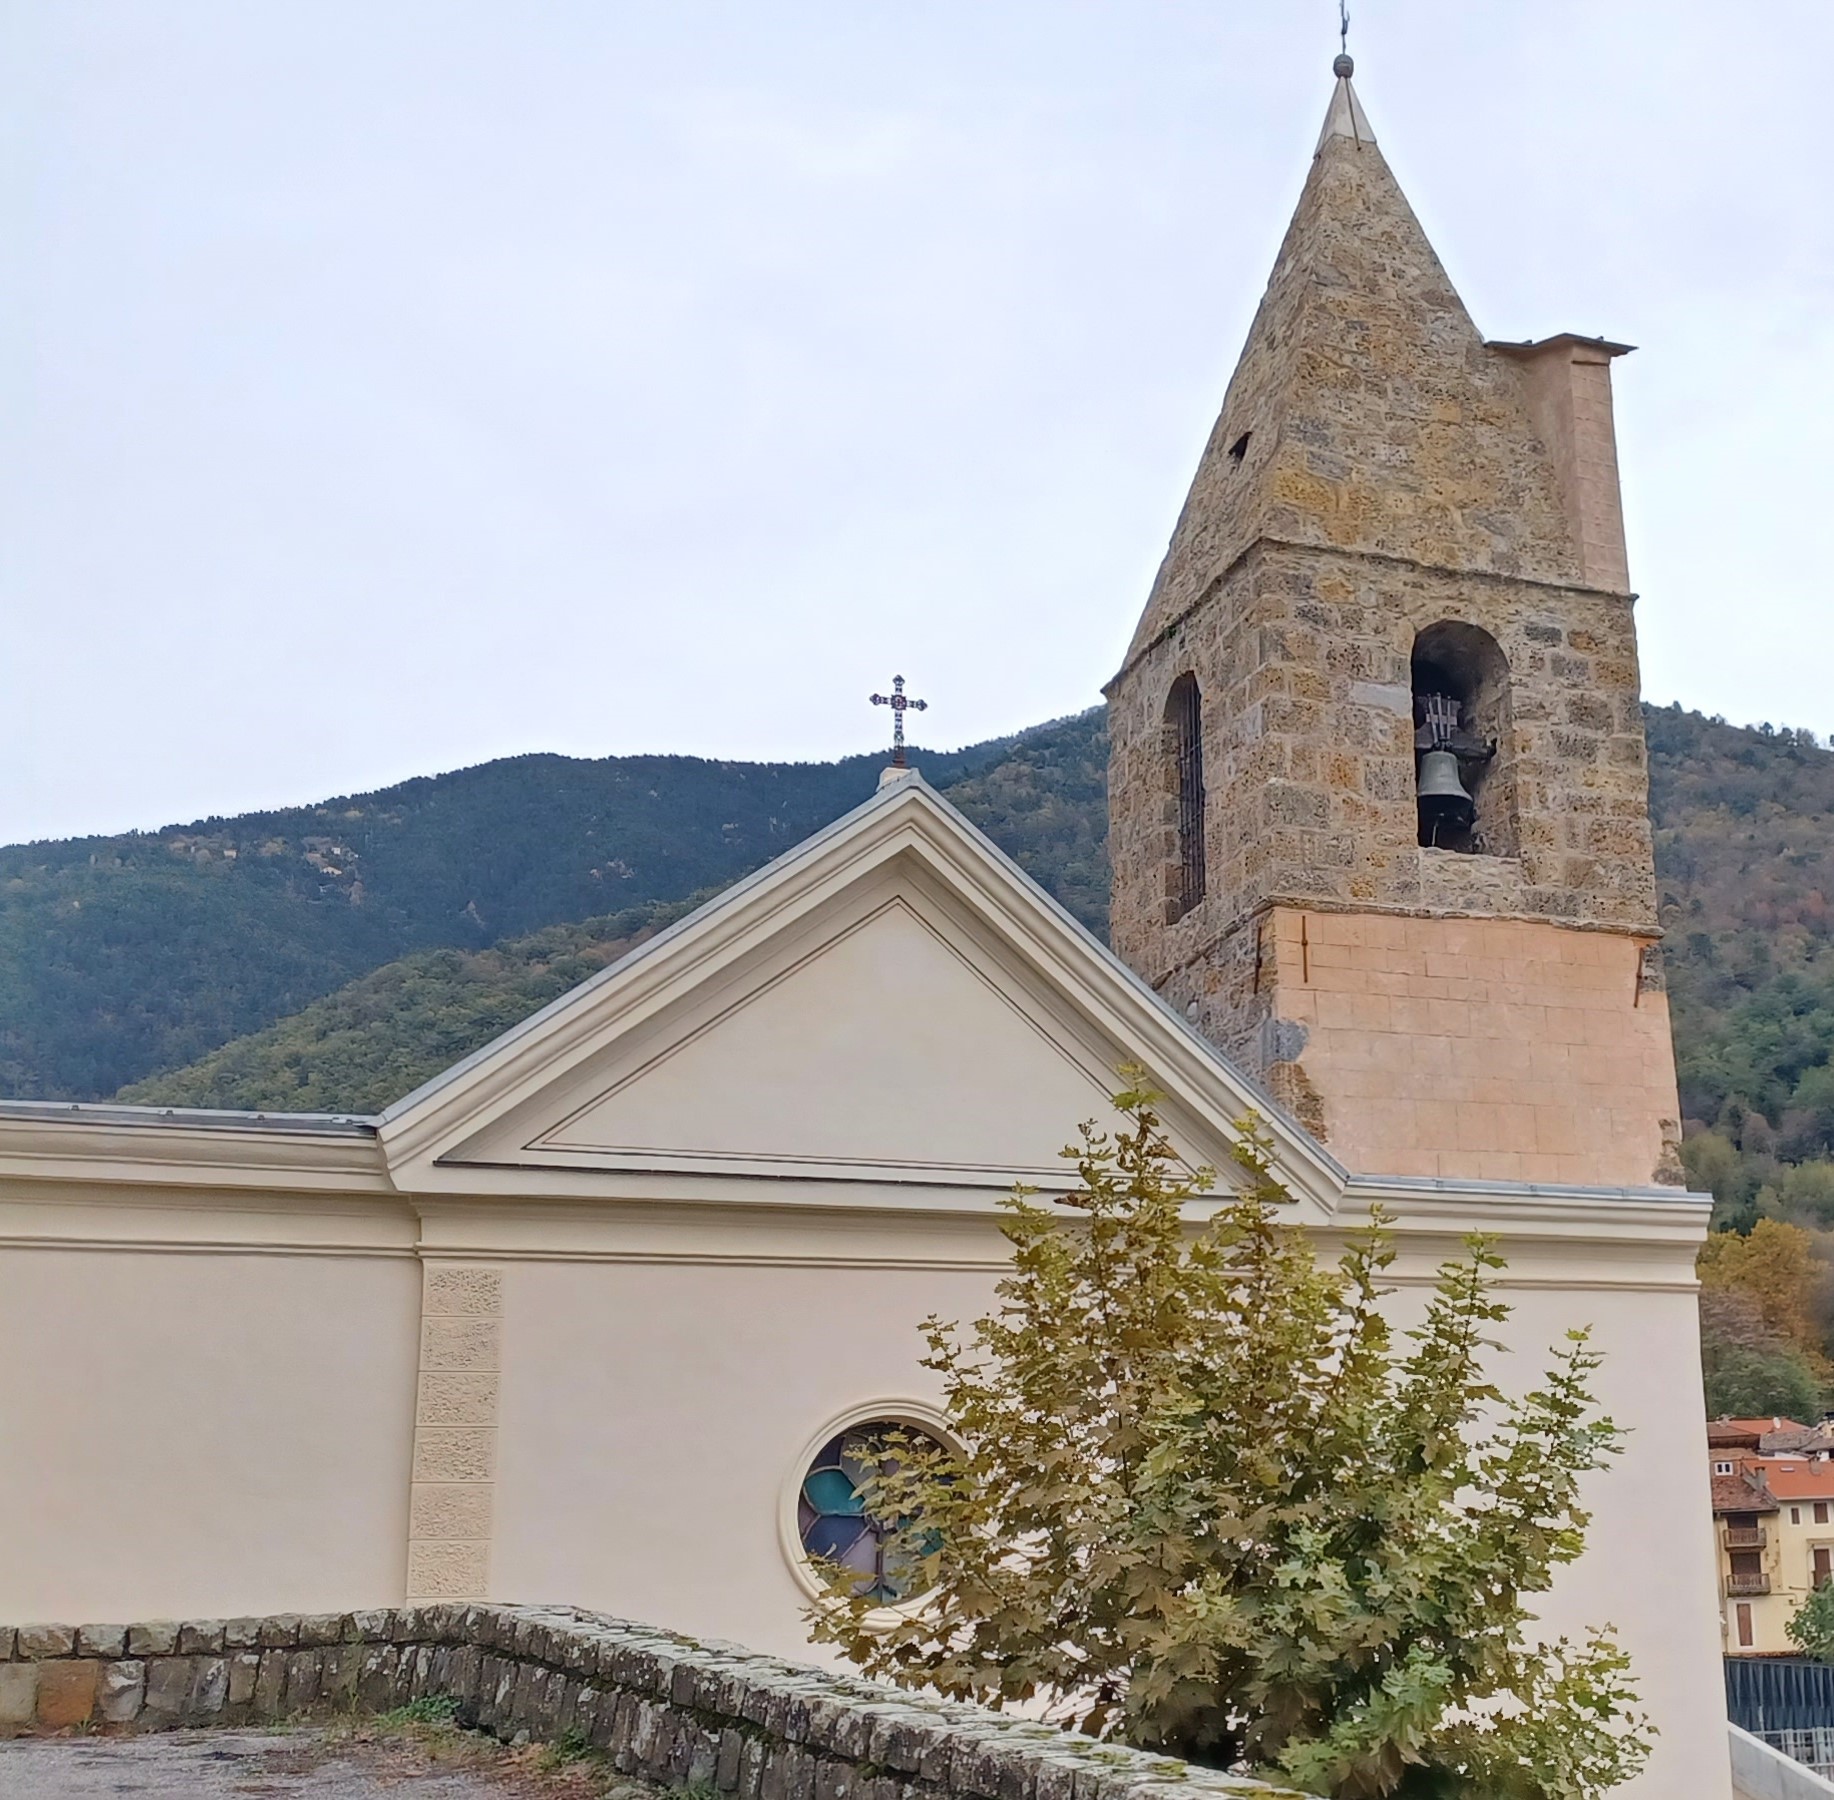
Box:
left=1490, top=334, right=1636, bottom=594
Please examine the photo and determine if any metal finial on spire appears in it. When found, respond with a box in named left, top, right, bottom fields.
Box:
left=869, top=674, right=927, bottom=772
left=1319, top=1, right=1373, bottom=153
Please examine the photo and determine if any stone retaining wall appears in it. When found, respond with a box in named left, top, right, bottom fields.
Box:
left=0, top=1604, right=1306, bottom=1798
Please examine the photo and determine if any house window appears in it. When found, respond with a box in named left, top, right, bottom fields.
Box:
left=1816, top=1502, right=1827, bottom=1526
left=1164, top=673, right=1206, bottom=920
left=796, top=1420, right=943, bottom=1605
left=1411, top=621, right=1516, bottom=855
left=1815, top=1547, right=1831, bottom=1587
left=1737, top=1603, right=1754, bottom=1648
left=1715, top=1461, right=1734, bottom=1475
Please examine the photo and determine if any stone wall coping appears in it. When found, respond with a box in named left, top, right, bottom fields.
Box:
left=0, top=1604, right=1312, bottom=1799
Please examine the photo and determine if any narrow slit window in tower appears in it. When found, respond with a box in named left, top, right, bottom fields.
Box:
left=1167, top=673, right=1207, bottom=917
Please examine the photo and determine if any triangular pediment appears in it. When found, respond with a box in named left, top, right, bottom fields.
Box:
left=377, top=778, right=1344, bottom=1217
left=535, top=896, right=1132, bottom=1177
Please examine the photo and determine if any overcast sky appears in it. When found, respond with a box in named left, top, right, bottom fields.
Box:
left=2, top=2, right=1828, bottom=845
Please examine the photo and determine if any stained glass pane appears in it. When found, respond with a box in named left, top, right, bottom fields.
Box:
left=803, top=1467, right=865, bottom=1515
left=803, top=1515, right=868, bottom=1561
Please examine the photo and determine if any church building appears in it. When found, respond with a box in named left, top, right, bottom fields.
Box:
left=0, top=63, right=1729, bottom=1798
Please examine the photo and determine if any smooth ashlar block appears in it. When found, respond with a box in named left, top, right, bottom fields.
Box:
left=0, top=1665, right=38, bottom=1729
left=34, top=1660, right=99, bottom=1728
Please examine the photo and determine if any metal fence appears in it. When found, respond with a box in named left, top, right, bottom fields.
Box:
left=1749, top=1727, right=1834, bottom=1779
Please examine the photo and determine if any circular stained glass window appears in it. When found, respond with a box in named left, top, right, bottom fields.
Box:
left=796, top=1420, right=942, bottom=1605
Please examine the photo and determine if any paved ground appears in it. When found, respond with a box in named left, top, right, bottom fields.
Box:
left=0, top=1726, right=653, bottom=1797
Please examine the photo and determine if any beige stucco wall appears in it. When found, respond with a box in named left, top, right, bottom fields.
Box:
left=1487, top=1277, right=1729, bottom=1800
left=0, top=790, right=1727, bottom=1798
left=488, top=1254, right=996, bottom=1656
left=0, top=1233, right=419, bottom=1621
left=0, top=1179, right=1724, bottom=1798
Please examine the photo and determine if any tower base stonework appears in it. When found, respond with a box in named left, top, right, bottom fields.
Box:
left=1157, top=902, right=1682, bottom=1187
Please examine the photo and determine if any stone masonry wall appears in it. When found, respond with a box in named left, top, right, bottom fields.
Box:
left=0, top=1606, right=1307, bottom=1799
left=1122, top=126, right=1588, bottom=669
left=1236, top=908, right=1680, bottom=1186
left=1109, top=542, right=1659, bottom=977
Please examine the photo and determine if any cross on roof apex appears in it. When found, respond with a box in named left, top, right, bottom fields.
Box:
left=869, top=674, right=928, bottom=779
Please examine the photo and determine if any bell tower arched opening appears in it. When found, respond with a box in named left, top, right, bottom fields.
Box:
left=1411, top=621, right=1517, bottom=856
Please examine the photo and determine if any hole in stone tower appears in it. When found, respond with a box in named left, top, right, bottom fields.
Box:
left=1410, top=621, right=1516, bottom=856
left=1228, top=432, right=1251, bottom=465
left=1164, top=672, right=1207, bottom=919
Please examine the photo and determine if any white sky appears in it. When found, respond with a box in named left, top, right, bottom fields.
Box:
left=2, top=2, right=1829, bottom=845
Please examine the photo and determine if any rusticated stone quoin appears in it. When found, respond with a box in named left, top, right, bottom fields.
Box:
left=0, top=1606, right=1308, bottom=1797
left=406, top=1263, right=504, bottom=1604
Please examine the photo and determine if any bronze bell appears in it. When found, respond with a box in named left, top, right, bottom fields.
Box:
left=1417, top=748, right=1475, bottom=835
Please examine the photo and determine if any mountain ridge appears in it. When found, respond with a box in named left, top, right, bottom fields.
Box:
left=0, top=720, right=1088, bottom=1102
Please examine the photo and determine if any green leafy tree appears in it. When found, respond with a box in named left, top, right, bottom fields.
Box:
left=1789, top=1580, right=1834, bottom=1662
left=1702, top=1344, right=1823, bottom=1420
left=811, top=1084, right=1651, bottom=1800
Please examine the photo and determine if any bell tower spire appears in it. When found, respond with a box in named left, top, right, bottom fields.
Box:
left=1104, top=61, right=1684, bottom=1189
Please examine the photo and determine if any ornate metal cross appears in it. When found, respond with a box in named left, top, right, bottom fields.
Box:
left=869, top=675, right=927, bottom=768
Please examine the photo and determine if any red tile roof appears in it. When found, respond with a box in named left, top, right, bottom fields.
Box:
left=1708, top=1424, right=1764, bottom=1449
left=1712, top=1416, right=1811, bottom=1439
left=1712, top=1471, right=1779, bottom=1514
left=1753, top=1461, right=1834, bottom=1502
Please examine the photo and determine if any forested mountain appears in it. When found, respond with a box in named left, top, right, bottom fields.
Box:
left=117, top=898, right=711, bottom=1116
left=0, top=720, right=1101, bottom=1103
left=114, top=713, right=1111, bottom=1116
left=1646, top=705, right=1834, bottom=1228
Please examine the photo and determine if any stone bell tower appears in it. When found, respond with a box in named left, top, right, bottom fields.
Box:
left=1106, top=58, right=1684, bottom=1188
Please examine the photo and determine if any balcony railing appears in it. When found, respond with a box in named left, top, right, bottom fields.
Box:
left=1728, top=1573, right=1772, bottom=1596
left=1725, top=1526, right=1769, bottom=1550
